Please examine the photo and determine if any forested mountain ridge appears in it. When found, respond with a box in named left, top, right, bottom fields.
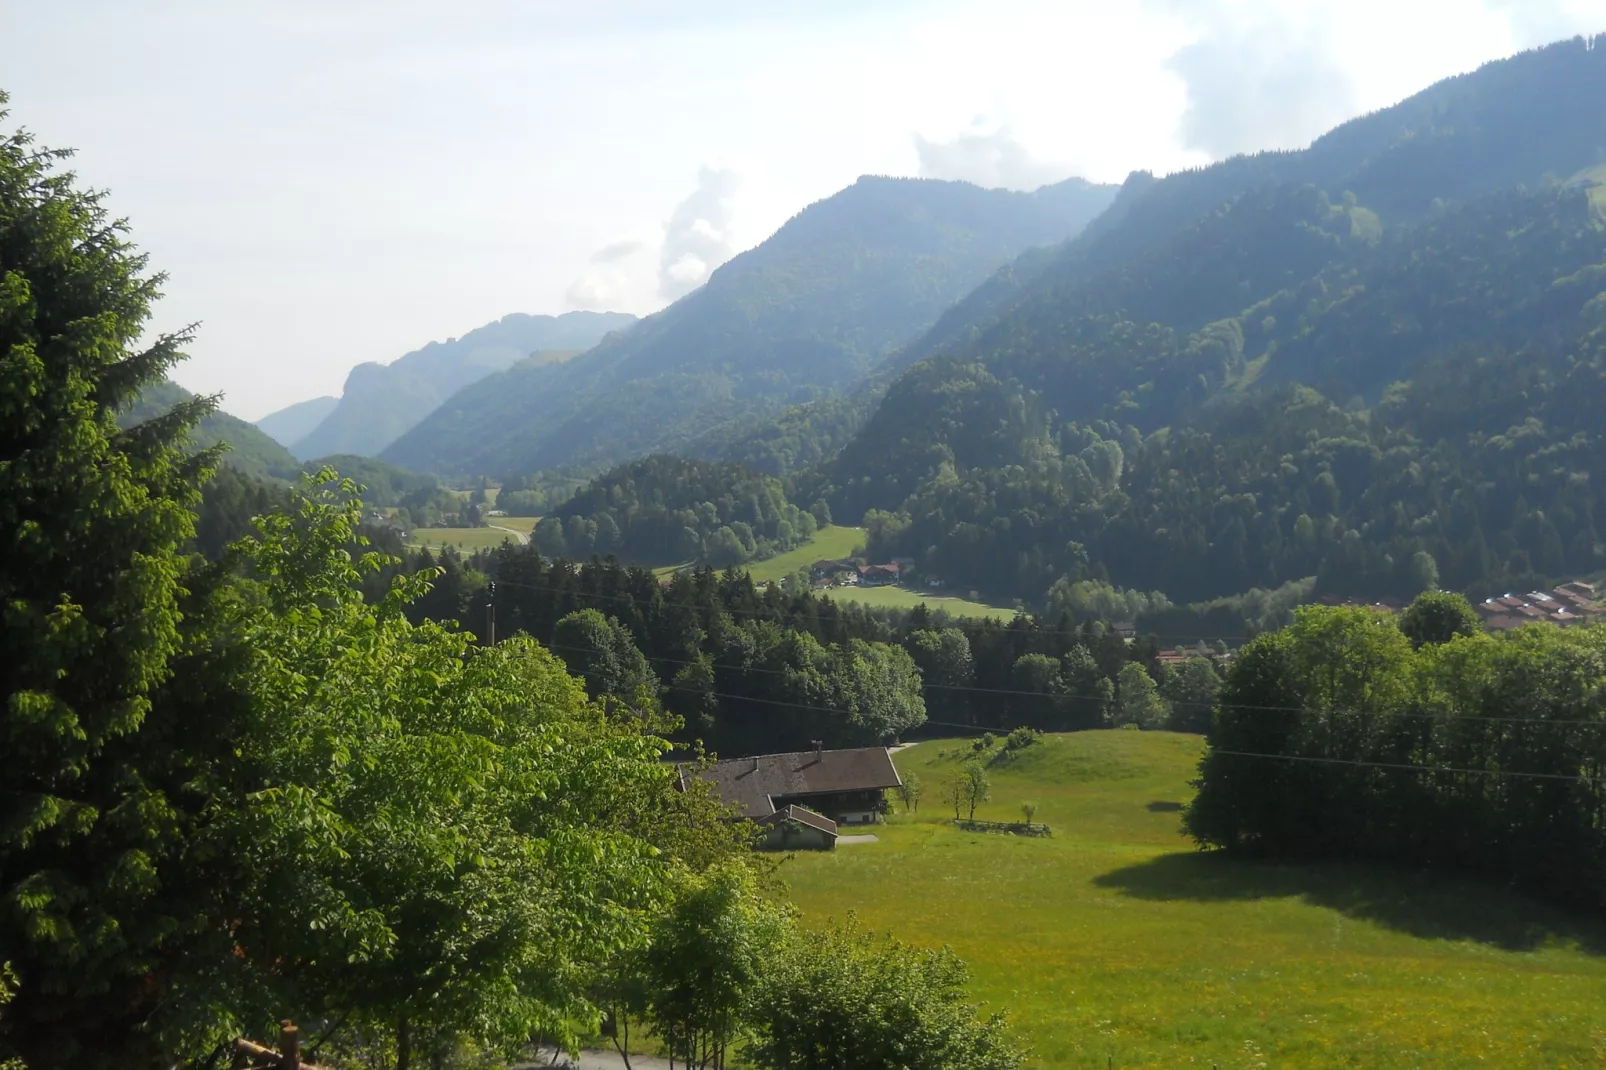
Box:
left=829, top=182, right=1606, bottom=608
left=119, top=380, right=302, bottom=480
left=380, top=175, right=1120, bottom=477
left=890, top=34, right=1606, bottom=376
left=292, top=310, right=635, bottom=459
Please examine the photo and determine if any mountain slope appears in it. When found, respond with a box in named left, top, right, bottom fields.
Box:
left=119, top=381, right=301, bottom=481
left=254, top=395, right=337, bottom=450
left=381, top=175, right=1120, bottom=477
left=811, top=35, right=1606, bottom=607
left=293, top=310, right=635, bottom=460
left=891, top=34, right=1606, bottom=376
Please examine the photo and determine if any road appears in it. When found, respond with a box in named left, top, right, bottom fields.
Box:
left=487, top=523, right=530, bottom=545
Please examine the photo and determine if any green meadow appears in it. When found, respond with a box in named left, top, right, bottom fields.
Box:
left=488, top=515, right=539, bottom=535
left=742, top=525, right=867, bottom=583
left=405, top=526, right=522, bottom=552
left=780, top=733, right=1606, bottom=1069
left=820, top=584, right=1016, bottom=619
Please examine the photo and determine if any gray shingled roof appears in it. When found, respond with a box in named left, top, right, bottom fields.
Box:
left=692, top=747, right=902, bottom=818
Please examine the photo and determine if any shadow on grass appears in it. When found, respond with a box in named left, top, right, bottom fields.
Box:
left=1146, top=800, right=1185, bottom=812
left=1093, top=851, right=1606, bottom=955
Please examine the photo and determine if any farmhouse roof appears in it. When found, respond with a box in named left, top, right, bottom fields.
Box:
left=755, top=805, right=838, bottom=836
left=692, top=747, right=902, bottom=818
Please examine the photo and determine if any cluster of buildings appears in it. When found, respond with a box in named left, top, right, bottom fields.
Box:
left=809, top=557, right=913, bottom=589
left=1155, top=642, right=1221, bottom=667
left=1475, top=581, right=1603, bottom=630
left=683, top=744, right=903, bottom=850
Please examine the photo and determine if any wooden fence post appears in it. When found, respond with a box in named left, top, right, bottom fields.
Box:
left=280, top=1020, right=301, bottom=1070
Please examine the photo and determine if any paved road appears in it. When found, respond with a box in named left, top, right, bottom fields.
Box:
left=487, top=524, right=530, bottom=545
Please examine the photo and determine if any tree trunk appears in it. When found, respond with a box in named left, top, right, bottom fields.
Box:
left=396, top=1017, right=411, bottom=1070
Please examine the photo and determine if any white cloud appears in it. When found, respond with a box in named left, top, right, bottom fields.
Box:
left=913, top=122, right=1077, bottom=190
left=658, top=166, right=740, bottom=301
left=1160, top=1, right=1358, bottom=158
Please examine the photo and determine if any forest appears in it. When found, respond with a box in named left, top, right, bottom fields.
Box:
left=0, top=106, right=1021, bottom=1069
left=530, top=455, right=825, bottom=567
left=1188, top=596, right=1606, bottom=913
left=802, top=181, right=1606, bottom=608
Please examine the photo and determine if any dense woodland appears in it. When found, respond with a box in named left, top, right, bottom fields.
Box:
left=1189, top=598, right=1606, bottom=913
left=530, top=455, right=824, bottom=566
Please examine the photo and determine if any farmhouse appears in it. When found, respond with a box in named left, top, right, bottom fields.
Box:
left=858, top=563, right=900, bottom=587
left=754, top=805, right=839, bottom=850
left=690, top=744, right=902, bottom=831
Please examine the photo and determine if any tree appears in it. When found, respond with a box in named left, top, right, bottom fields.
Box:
left=909, top=628, right=975, bottom=724
left=1159, top=657, right=1222, bottom=733
left=944, top=777, right=965, bottom=820
left=961, top=761, right=991, bottom=822
left=1398, top=590, right=1481, bottom=650
left=552, top=608, right=659, bottom=703
left=1113, top=662, right=1169, bottom=729
left=0, top=99, right=219, bottom=1067
left=896, top=770, right=924, bottom=813
left=1020, top=802, right=1038, bottom=825
left=643, top=862, right=789, bottom=1070
left=750, top=916, right=1023, bottom=1070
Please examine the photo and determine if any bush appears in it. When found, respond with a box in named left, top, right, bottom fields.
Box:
left=1004, top=727, right=1042, bottom=751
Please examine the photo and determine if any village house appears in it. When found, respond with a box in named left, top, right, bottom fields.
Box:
left=686, top=744, right=903, bottom=849
left=858, top=562, right=900, bottom=587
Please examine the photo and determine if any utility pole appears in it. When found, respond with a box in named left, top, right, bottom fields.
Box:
left=485, top=581, right=496, bottom=646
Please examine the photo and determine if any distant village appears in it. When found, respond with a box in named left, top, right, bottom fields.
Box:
left=808, top=556, right=929, bottom=590
left=1319, top=580, right=1605, bottom=632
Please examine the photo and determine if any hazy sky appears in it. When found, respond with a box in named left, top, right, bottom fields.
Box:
left=2, top=0, right=1601, bottom=419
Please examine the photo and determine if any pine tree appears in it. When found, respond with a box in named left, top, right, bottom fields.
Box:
left=0, top=96, right=216, bottom=1065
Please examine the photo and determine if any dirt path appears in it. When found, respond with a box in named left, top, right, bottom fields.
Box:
left=523, top=1047, right=674, bottom=1069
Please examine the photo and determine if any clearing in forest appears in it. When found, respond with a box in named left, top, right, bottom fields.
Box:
left=781, top=731, right=1606, bottom=1069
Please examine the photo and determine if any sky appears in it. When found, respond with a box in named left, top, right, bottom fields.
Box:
left=1, top=0, right=1602, bottom=420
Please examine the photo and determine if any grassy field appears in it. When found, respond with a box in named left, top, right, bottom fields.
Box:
left=743, top=525, right=867, bottom=583
left=780, top=732, right=1606, bottom=1068
left=823, top=584, right=1016, bottom=619
left=406, top=527, right=522, bottom=552
left=488, top=515, right=539, bottom=534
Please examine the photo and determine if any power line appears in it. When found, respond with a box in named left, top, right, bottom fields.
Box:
left=473, top=569, right=1258, bottom=644
left=539, top=638, right=1606, bottom=731
left=646, top=677, right=1605, bottom=786
left=1209, top=749, right=1604, bottom=785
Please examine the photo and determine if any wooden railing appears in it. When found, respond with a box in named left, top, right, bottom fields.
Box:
left=232, top=1021, right=331, bottom=1070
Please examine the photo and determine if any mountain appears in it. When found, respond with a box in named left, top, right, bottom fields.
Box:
left=380, top=175, right=1120, bottom=478
left=119, top=381, right=302, bottom=481
left=292, top=310, right=636, bottom=460
left=809, top=34, right=1606, bottom=609
left=889, top=34, right=1606, bottom=377
left=254, top=395, right=338, bottom=450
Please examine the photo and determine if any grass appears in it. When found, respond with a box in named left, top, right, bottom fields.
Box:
left=405, top=527, right=523, bottom=552
left=742, top=525, right=867, bottom=583
left=488, top=515, right=539, bottom=535
left=780, top=732, right=1606, bottom=1068
left=822, top=584, right=1016, bottom=620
